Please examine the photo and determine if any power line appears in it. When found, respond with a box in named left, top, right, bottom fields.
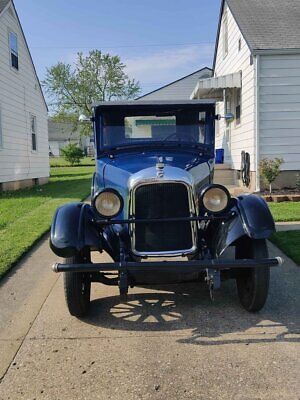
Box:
left=31, top=42, right=215, bottom=50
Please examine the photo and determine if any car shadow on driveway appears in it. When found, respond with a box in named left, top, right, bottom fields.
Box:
left=84, top=270, right=300, bottom=346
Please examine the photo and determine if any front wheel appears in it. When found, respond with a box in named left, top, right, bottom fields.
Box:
left=235, top=238, right=270, bottom=312
left=63, top=255, right=91, bottom=317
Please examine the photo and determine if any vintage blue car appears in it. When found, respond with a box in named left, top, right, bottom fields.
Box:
left=50, top=100, right=282, bottom=317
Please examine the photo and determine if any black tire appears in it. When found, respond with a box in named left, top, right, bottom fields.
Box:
left=235, top=238, right=270, bottom=312
left=63, top=255, right=91, bottom=317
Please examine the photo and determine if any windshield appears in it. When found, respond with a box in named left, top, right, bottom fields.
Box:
left=99, top=108, right=214, bottom=150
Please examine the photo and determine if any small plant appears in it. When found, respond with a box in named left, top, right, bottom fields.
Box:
left=61, top=143, right=84, bottom=166
left=296, top=173, right=300, bottom=191
left=259, top=157, right=284, bottom=194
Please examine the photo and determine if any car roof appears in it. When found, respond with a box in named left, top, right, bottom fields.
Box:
left=93, top=99, right=216, bottom=109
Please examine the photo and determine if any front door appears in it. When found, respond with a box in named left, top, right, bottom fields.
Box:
left=224, top=127, right=232, bottom=165
left=224, top=89, right=233, bottom=166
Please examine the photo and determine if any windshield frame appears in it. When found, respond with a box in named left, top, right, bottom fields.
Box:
left=94, top=103, right=216, bottom=156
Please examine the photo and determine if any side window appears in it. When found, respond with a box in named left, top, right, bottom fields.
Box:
left=0, top=105, right=3, bottom=148
left=223, top=10, right=228, bottom=58
left=238, top=38, right=242, bottom=52
left=30, top=115, right=37, bottom=151
left=9, top=32, right=19, bottom=70
left=235, top=89, right=242, bottom=125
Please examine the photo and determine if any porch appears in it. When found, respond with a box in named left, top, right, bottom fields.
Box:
left=213, top=163, right=252, bottom=196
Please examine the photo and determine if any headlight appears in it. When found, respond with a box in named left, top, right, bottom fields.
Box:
left=201, top=184, right=230, bottom=213
left=93, top=189, right=123, bottom=218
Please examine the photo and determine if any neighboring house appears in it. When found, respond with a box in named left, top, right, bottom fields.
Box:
left=0, top=0, right=49, bottom=191
left=134, top=68, right=212, bottom=140
left=48, top=119, right=94, bottom=157
left=191, top=0, right=300, bottom=191
left=138, top=67, right=212, bottom=100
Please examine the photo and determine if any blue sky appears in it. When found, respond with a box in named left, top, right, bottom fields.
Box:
left=14, top=0, right=220, bottom=96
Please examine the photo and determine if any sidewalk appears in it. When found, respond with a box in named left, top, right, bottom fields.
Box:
left=0, top=234, right=59, bottom=379
left=276, top=221, right=300, bottom=231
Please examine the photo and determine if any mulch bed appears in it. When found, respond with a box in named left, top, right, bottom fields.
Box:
left=259, top=190, right=300, bottom=202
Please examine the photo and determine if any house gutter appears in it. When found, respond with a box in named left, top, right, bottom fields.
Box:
left=255, top=54, right=260, bottom=192
left=253, top=48, right=300, bottom=56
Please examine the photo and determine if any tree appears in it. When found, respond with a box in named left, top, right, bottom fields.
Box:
left=61, top=143, right=85, bottom=166
left=259, top=157, right=284, bottom=194
left=43, top=50, right=140, bottom=132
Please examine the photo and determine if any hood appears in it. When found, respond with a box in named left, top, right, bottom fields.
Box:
left=96, top=149, right=212, bottom=194
left=103, top=149, right=210, bottom=174
left=94, top=149, right=212, bottom=219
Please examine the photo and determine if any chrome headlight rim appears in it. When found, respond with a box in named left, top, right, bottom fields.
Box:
left=200, top=184, right=231, bottom=214
left=92, top=188, right=123, bottom=219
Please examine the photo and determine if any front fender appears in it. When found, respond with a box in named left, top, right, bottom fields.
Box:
left=213, top=195, right=275, bottom=256
left=236, top=194, right=275, bottom=239
left=50, top=202, right=101, bottom=258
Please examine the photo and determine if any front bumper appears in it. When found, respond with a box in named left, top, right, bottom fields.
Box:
left=52, top=257, right=283, bottom=274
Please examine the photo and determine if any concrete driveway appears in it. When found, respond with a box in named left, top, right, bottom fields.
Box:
left=0, top=240, right=299, bottom=400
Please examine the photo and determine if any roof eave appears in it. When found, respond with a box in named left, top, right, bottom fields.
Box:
left=212, top=0, right=225, bottom=72
left=212, top=0, right=254, bottom=72
left=11, top=1, right=48, bottom=112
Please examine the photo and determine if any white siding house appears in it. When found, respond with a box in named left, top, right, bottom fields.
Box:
left=0, top=0, right=49, bottom=191
left=48, top=119, right=94, bottom=157
left=213, top=3, right=255, bottom=178
left=259, top=54, right=300, bottom=173
left=192, top=0, right=300, bottom=191
left=138, top=68, right=212, bottom=101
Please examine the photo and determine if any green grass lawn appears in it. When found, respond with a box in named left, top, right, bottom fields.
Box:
left=50, top=156, right=95, bottom=167
left=0, top=166, right=94, bottom=279
left=270, top=231, right=300, bottom=265
left=269, top=202, right=300, bottom=222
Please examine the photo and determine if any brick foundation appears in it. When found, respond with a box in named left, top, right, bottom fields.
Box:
left=260, top=170, right=300, bottom=191
left=0, top=177, right=49, bottom=192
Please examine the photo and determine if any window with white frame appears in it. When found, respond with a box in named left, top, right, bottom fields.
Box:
left=9, top=31, right=19, bottom=70
left=0, top=105, right=3, bottom=148
left=30, top=115, right=37, bottom=151
left=223, top=10, right=228, bottom=58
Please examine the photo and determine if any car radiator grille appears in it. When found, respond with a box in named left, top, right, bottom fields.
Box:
left=134, top=183, right=193, bottom=253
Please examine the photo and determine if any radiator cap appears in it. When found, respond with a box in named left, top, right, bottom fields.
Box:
left=156, top=156, right=165, bottom=178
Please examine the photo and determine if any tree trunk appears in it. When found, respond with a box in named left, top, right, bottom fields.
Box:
left=269, top=183, right=272, bottom=194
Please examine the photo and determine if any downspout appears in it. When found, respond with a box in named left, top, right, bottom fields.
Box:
left=255, top=54, right=260, bottom=192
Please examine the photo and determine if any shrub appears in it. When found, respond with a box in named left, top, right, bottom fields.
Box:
left=259, top=157, right=284, bottom=194
left=296, top=173, right=300, bottom=191
left=61, top=143, right=84, bottom=166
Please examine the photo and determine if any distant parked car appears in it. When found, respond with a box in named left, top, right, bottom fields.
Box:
left=50, top=100, right=282, bottom=317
